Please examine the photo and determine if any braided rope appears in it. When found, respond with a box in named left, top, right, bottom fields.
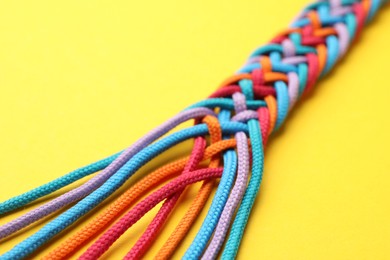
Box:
left=202, top=111, right=252, bottom=260
left=126, top=116, right=227, bottom=259
left=124, top=137, right=208, bottom=260
left=0, top=0, right=387, bottom=259
left=43, top=139, right=237, bottom=259
left=0, top=108, right=215, bottom=239
left=79, top=167, right=225, bottom=260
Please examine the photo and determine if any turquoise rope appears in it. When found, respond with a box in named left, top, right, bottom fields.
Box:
left=187, top=98, right=266, bottom=111
left=274, top=80, right=289, bottom=131
left=184, top=111, right=238, bottom=259
left=222, top=119, right=264, bottom=260
left=0, top=122, right=247, bottom=260
left=0, top=153, right=120, bottom=215
left=184, top=150, right=237, bottom=259
left=321, top=35, right=339, bottom=77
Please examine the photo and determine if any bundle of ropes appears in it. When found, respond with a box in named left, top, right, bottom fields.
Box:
left=0, top=0, right=387, bottom=259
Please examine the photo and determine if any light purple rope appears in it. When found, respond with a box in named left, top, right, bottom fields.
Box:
left=202, top=131, right=250, bottom=259
left=0, top=107, right=216, bottom=239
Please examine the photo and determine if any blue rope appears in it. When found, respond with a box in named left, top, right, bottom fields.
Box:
left=184, top=110, right=238, bottom=259
left=0, top=153, right=120, bottom=215
left=222, top=119, right=264, bottom=259
left=0, top=122, right=247, bottom=260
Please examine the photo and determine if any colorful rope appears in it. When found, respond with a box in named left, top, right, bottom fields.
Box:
left=0, top=0, right=387, bottom=259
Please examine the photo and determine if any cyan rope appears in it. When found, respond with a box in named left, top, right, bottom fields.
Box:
left=0, top=122, right=247, bottom=259
left=0, top=1, right=387, bottom=259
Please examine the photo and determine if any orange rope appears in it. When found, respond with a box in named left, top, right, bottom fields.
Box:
left=264, top=95, right=277, bottom=134
left=316, top=44, right=327, bottom=75
left=43, top=138, right=235, bottom=260
left=154, top=116, right=222, bottom=259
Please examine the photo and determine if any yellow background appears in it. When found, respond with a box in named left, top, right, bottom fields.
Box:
left=0, top=1, right=389, bottom=259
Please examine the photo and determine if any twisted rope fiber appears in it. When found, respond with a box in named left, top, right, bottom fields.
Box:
left=165, top=1, right=385, bottom=259
left=183, top=97, right=257, bottom=259
left=124, top=137, right=208, bottom=260
left=0, top=121, right=248, bottom=259
left=0, top=0, right=387, bottom=259
left=43, top=139, right=238, bottom=259
left=79, top=167, right=225, bottom=260
left=223, top=2, right=387, bottom=258
left=202, top=132, right=250, bottom=260
left=89, top=101, right=260, bottom=259
left=153, top=113, right=230, bottom=260
left=153, top=111, right=231, bottom=259
left=153, top=84, right=278, bottom=260
left=0, top=108, right=219, bottom=239
left=125, top=115, right=224, bottom=259
left=81, top=115, right=229, bottom=259
left=202, top=99, right=268, bottom=260
left=0, top=153, right=118, bottom=215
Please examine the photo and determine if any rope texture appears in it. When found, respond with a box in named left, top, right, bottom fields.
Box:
left=0, top=1, right=387, bottom=259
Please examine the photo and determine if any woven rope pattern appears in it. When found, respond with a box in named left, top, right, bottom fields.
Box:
left=0, top=1, right=387, bottom=259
